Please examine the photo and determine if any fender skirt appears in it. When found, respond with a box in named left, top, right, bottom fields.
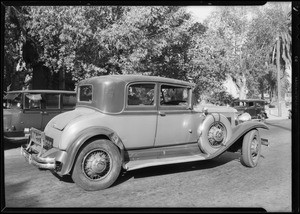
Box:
left=206, top=121, right=269, bottom=160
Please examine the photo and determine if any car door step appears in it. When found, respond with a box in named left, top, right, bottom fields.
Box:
left=123, top=154, right=209, bottom=171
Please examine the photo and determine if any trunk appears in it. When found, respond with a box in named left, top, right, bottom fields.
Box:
left=59, top=69, right=65, bottom=90
left=32, top=63, right=49, bottom=90
left=238, top=74, right=247, bottom=99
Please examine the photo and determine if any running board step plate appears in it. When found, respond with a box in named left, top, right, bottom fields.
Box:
left=124, top=154, right=209, bottom=171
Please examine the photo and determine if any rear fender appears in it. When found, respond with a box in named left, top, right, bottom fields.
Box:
left=59, top=126, right=124, bottom=176
left=208, top=121, right=269, bottom=159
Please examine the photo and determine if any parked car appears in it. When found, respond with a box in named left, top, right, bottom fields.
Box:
left=21, top=75, right=269, bottom=191
left=3, top=90, right=76, bottom=142
left=232, top=99, right=268, bottom=121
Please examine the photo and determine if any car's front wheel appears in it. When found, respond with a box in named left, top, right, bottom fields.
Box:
left=240, top=129, right=261, bottom=167
left=72, top=139, right=122, bottom=191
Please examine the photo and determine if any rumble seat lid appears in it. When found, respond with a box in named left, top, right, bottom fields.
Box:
left=49, top=110, right=84, bottom=131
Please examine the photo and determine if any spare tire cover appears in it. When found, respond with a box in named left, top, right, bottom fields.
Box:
left=197, top=113, right=232, bottom=155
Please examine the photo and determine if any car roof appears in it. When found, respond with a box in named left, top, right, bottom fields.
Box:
left=79, top=75, right=195, bottom=87
left=5, top=90, right=76, bottom=94
left=234, top=99, right=266, bottom=102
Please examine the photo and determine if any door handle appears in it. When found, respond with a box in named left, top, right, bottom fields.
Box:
left=158, top=111, right=166, bottom=116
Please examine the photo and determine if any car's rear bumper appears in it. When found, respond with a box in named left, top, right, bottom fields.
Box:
left=20, top=128, right=68, bottom=173
left=21, top=144, right=56, bottom=170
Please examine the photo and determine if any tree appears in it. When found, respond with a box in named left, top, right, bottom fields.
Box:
left=245, top=2, right=291, bottom=102
left=4, top=6, right=30, bottom=91
left=203, top=6, right=251, bottom=100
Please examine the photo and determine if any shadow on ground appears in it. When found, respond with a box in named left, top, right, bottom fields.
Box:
left=112, top=152, right=241, bottom=187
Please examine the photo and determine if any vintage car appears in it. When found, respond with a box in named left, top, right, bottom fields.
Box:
left=21, top=75, right=269, bottom=191
left=3, top=90, right=76, bottom=141
left=232, top=99, right=268, bottom=121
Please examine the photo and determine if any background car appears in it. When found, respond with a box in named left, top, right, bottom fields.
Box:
left=3, top=90, right=76, bottom=142
left=231, top=99, right=268, bottom=121
left=21, top=75, right=269, bottom=191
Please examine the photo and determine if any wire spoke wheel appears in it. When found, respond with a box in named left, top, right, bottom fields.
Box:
left=82, top=149, right=111, bottom=180
left=207, top=122, right=227, bottom=148
left=72, top=139, right=121, bottom=191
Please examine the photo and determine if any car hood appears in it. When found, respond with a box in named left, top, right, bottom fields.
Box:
left=46, top=108, right=95, bottom=131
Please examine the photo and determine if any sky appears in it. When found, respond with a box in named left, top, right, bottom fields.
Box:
left=185, top=6, right=216, bottom=22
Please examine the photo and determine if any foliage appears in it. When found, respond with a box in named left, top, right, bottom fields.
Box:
left=245, top=2, right=291, bottom=101
left=4, top=3, right=291, bottom=103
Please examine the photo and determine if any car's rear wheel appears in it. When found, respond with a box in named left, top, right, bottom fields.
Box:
left=240, top=129, right=261, bottom=167
left=198, top=113, right=232, bottom=155
left=72, top=139, right=121, bottom=191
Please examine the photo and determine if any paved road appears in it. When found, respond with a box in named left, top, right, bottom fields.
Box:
left=3, top=119, right=292, bottom=211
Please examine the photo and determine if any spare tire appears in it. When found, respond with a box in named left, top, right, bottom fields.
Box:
left=197, top=113, right=232, bottom=155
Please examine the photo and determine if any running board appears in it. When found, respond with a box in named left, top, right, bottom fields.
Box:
left=123, top=154, right=209, bottom=171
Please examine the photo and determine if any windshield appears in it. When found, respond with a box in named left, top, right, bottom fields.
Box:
left=3, top=93, right=22, bottom=109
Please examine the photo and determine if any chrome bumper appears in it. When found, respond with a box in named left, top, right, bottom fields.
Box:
left=21, top=144, right=56, bottom=170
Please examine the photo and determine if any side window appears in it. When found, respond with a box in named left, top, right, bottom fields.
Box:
left=24, top=94, right=42, bottom=110
left=44, top=94, right=60, bottom=109
left=79, top=85, right=92, bottom=102
left=160, top=85, right=188, bottom=106
left=127, top=84, right=155, bottom=106
left=62, top=94, right=76, bottom=109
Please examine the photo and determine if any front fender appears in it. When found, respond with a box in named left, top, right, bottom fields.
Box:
left=59, top=126, right=125, bottom=176
left=208, top=121, right=269, bottom=159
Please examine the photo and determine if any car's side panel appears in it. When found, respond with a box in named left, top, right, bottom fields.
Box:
left=155, top=110, right=202, bottom=146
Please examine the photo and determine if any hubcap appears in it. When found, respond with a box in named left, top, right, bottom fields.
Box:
left=82, top=149, right=111, bottom=180
left=250, top=138, right=259, bottom=160
left=208, top=122, right=226, bottom=147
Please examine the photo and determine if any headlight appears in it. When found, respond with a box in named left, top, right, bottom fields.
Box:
left=238, top=112, right=251, bottom=122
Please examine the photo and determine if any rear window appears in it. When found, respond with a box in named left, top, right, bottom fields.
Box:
left=79, top=85, right=92, bottom=102
left=62, top=94, right=76, bottom=109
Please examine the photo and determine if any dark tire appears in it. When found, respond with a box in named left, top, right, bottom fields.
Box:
left=240, top=130, right=261, bottom=168
left=197, top=113, right=232, bottom=155
left=72, top=139, right=121, bottom=191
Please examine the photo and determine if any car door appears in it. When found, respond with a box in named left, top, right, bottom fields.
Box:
left=21, top=93, right=43, bottom=131
left=119, top=82, right=158, bottom=149
left=245, top=101, right=256, bottom=118
left=154, top=84, right=196, bottom=147
left=41, top=93, right=62, bottom=129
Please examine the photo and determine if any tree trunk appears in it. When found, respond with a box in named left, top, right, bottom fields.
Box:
left=32, top=63, right=49, bottom=89
left=238, top=73, right=247, bottom=99
left=59, top=69, right=65, bottom=90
